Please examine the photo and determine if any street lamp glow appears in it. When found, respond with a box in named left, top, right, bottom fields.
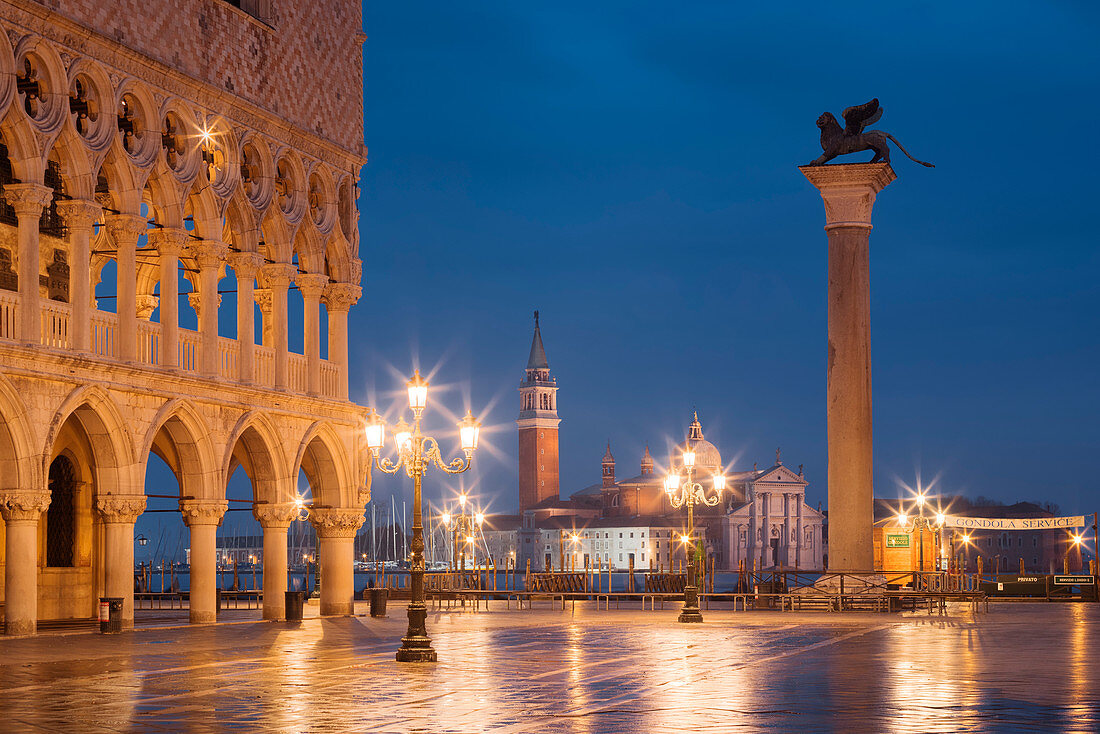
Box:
left=440, top=512, right=450, bottom=525
left=712, top=474, right=726, bottom=491
left=664, top=473, right=681, bottom=493
left=393, top=417, right=413, bottom=453
left=680, top=534, right=691, bottom=544
left=1072, top=534, right=1083, bottom=546
left=458, top=493, right=467, bottom=508
left=474, top=512, right=484, bottom=526
left=896, top=512, right=908, bottom=527
left=935, top=512, right=945, bottom=526
left=570, top=533, right=579, bottom=543
left=365, top=411, right=386, bottom=452
left=682, top=449, right=696, bottom=468
left=961, top=533, right=971, bottom=545
left=915, top=492, right=926, bottom=509
left=459, top=410, right=481, bottom=452
left=466, top=536, right=475, bottom=545
left=406, top=369, right=429, bottom=411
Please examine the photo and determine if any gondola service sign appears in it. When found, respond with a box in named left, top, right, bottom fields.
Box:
left=943, top=515, right=1086, bottom=530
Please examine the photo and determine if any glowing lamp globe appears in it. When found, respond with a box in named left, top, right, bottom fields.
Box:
left=364, top=411, right=386, bottom=452
left=406, top=370, right=429, bottom=411
left=712, top=474, right=726, bottom=492
left=475, top=512, right=484, bottom=526
left=459, top=410, right=481, bottom=452
left=440, top=513, right=451, bottom=525
left=682, top=450, right=696, bottom=468
left=393, top=417, right=413, bottom=453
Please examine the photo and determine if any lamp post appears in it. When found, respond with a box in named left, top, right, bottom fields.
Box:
left=364, top=370, right=480, bottom=663
left=664, top=448, right=724, bottom=623
left=439, top=493, right=482, bottom=580
left=895, top=492, right=945, bottom=589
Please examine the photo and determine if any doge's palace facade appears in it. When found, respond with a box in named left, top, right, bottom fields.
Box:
left=0, top=0, right=371, bottom=634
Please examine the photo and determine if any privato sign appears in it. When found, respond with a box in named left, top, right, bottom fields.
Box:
left=943, top=515, right=1086, bottom=530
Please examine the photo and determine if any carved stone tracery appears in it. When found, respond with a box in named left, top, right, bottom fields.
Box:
left=310, top=508, right=365, bottom=539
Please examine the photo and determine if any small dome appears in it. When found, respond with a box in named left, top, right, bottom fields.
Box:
left=672, top=412, right=722, bottom=475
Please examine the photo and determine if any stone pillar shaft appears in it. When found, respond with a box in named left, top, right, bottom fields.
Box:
left=1, top=491, right=51, bottom=635
left=311, top=508, right=364, bottom=616
left=254, top=503, right=298, bottom=620
left=297, top=274, right=328, bottom=397
left=4, top=184, right=53, bottom=345
left=191, top=242, right=228, bottom=377
left=150, top=229, right=188, bottom=369
left=230, top=253, right=263, bottom=384
left=56, top=200, right=101, bottom=354
left=96, top=495, right=146, bottom=630
left=324, top=283, right=360, bottom=401
left=262, top=264, right=295, bottom=391
left=180, top=500, right=227, bottom=624
left=801, top=162, right=895, bottom=572
left=106, top=215, right=145, bottom=363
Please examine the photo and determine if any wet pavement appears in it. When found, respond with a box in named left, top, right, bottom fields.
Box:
left=1, top=601, right=1097, bottom=732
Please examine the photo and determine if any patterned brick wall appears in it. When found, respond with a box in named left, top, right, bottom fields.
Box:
left=29, top=0, right=364, bottom=154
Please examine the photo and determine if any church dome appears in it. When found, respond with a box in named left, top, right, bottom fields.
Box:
left=672, top=412, right=722, bottom=475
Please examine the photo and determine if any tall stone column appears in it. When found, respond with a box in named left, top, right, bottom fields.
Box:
left=296, top=273, right=328, bottom=397
left=189, top=241, right=229, bottom=377
left=55, top=199, right=101, bottom=354
left=95, top=495, right=147, bottom=630
left=253, top=503, right=299, bottom=620
left=104, top=214, right=146, bottom=363
left=254, top=288, right=273, bottom=348
left=3, top=184, right=53, bottom=345
left=324, top=283, right=361, bottom=401
left=0, top=491, right=51, bottom=635
left=148, top=228, right=189, bottom=370
left=179, top=499, right=227, bottom=623
left=261, top=263, right=296, bottom=391
left=310, top=508, right=364, bottom=616
left=800, top=162, right=895, bottom=572
left=229, top=252, right=264, bottom=384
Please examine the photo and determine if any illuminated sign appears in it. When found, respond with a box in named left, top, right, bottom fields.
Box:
left=886, top=534, right=910, bottom=548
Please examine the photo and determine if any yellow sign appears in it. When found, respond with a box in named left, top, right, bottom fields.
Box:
left=886, top=534, right=910, bottom=548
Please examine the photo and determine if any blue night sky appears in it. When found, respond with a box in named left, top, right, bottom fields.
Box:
left=135, top=1, right=1100, bottom=554
left=351, top=0, right=1099, bottom=519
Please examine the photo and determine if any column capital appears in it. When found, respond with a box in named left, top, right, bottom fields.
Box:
left=0, top=491, right=52, bottom=522
left=147, top=227, right=191, bottom=256
left=253, top=287, right=273, bottom=311
left=261, top=262, right=297, bottom=288
left=187, top=240, right=230, bottom=270
left=310, top=507, right=365, bottom=539
left=227, top=251, right=266, bottom=278
left=54, top=198, right=102, bottom=229
left=2, top=182, right=53, bottom=217
left=253, top=502, right=301, bottom=530
left=95, top=494, right=147, bottom=523
left=179, top=499, right=228, bottom=527
left=323, top=282, right=362, bottom=312
left=136, top=294, right=159, bottom=320
left=799, top=162, right=896, bottom=230
left=296, top=272, right=329, bottom=300
left=104, top=213, right=148, bottom=243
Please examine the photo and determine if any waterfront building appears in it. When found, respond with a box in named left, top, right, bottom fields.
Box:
left=0, top=0, right=369, bottom=634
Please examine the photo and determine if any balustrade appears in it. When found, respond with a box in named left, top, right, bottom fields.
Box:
left=0, top=294, right=341, bottom=398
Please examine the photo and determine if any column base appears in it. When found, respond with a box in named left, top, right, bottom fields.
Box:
left=5, top=619, right=36, bottom=636
left=677, top=607, right=704, bottom=623
left=190, top=611, right=216, bottom=624
left=396, top=636, right=437, bottom=663
left=320, top=601, right=353, bottom=616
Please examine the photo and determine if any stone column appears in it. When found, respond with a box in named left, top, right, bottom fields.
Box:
left=310, top=508, right=364, bottom=616
left=253, top=503, right=299, bottom=620
left=55, top=199, right=101, bottom=354
left=324, top=283, right=361, bottom=401
left=148, top=228, right=189, bottom=370
left=179, top=499, right=227, bottom=623
left=801, top=162, right=895, bottom=573
left=761, top=492, right=770, bottom=568
left=3, top=184, right=53, bottom=345
left=104, top=214, right=146, bottom=363
left=0, top=491, right=51, bottom=635
left=296, top=273, right=328, bottom=397
left=188, top=241, right=229, bottom=377
left=261, top=263, right=296, bottom=390
left=95, top=494, right=147, bottom=630
left=229, top=252, right=264, bottom=384
left=254, top=288, right=273, bottom=348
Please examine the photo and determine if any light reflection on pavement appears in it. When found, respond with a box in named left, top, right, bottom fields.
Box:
left=1, top=602, right=1097, bottom=732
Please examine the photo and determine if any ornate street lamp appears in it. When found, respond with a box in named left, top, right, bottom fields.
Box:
left=895, top=491, right=945, bottom=588
left=665, top=448, right=724, bottom=623
left=365, top=370, right=480, bottom=663
left=439, top=492, right=483, bottom=578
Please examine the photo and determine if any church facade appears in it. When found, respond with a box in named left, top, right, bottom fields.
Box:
left=504, top=316, right=824, bottom=572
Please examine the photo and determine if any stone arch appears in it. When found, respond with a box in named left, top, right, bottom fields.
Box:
left=141, top=398, right=219, bottom=501
left=13, top=35, right=67, bottom=141
left=322, top=230, right=353, bottom=283
left=293, top=421, right=351, bottom=508
left=305, top=163, right=336, bottom=234
left=0, top=371, right=38, bottom=492
left=224, top=193, right=260, bottom=252
left=223, top=411, right=290, bottom=505
left=43, top=384, right=135, bottom=498
left=47, top=126, right=96, bottom=201
left=154, top=98, right=202, bottom=184
left=185, top=177, right=226, bottom=241
left=197, top=114, right=240, bottom=200
left=0, top=105, right=44, bottom=182
left=272, top=147, right=307, bottom=225
left=113, top=78, right=160, bottom=170
left=239, top=132, right=274, bottom=212
left=259, top=206, right=293, bottom=263
left=144, top=166, right=186, bottom=228
left=292, top=225, right=324, bottom=275
left=0, top=27, right=15, bottom=122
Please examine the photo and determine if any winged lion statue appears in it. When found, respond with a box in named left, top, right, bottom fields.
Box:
left=808, top=98, right=934, bottom=168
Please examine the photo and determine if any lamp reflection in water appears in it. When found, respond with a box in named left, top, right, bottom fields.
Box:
left=364, top=369, right=480, bottom=663
left=664, top=447, right=723, bottom=623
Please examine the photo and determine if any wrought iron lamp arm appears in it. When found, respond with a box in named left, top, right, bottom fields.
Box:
left=422, top=436, right=473, bottom=474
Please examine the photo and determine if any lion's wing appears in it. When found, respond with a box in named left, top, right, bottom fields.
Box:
left=842, top=98, right=881, bottom=135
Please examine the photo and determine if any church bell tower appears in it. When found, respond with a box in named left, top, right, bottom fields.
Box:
left=517, top=311, right=560, bottom=512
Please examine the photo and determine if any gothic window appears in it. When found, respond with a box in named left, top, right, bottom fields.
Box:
left=46, top=455, right=76, bottom=567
